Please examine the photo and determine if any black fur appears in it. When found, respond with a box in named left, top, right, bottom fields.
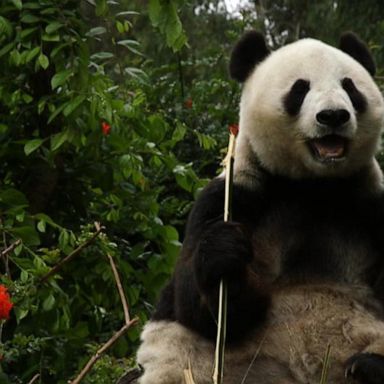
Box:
left=284, top=79, right=310, bottom=115
left=117, top=366, right=143, bottom=384
left=345, top=353, right=384, bottom=384
left=339, top=32, right=376, bottom=76
left=154, top=170, right=384, bottom=345
left=316, top=109, right=350, bottom=127
left=229, top=31, right=270, bottom=82
left=342, top=77, right=368, bottom=113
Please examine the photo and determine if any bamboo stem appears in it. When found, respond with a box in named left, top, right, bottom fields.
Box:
left=213, top=132, right=236, bottom=384
left=319, top=344, right=332, bottom=384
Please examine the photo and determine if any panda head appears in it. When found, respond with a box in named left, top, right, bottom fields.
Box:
left=230, top=32, right=384, bottom=183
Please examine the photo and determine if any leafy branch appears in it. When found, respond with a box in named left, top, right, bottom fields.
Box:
left=39, top=223, right=104, bottom=284
left=70, top=250, right=138, bottom=384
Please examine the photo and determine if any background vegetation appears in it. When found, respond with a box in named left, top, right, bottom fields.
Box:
left=0, top=0, right=383, bottom=382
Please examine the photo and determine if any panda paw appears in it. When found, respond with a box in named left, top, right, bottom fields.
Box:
left=345, top=352, right=384, bottom=384
left=194, top=221, right=253, bottom=293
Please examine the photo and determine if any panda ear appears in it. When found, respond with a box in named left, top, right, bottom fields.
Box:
left=339, top=32, right=376, bottom=76
left=229, top=31, right=270, bottom=82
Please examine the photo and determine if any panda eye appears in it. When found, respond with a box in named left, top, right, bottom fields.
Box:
left=341, top=77, right=367, bottom=113
left=284, top=79, right=310, bottom=116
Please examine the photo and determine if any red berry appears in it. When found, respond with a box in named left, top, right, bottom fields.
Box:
left=101, top=121, right=111, bottom=136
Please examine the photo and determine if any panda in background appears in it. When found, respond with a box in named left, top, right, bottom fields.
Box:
left=135, top=32, right=384, bottom=384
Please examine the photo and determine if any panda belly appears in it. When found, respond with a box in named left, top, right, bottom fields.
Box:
left=137, top=284, right=384, bottom=384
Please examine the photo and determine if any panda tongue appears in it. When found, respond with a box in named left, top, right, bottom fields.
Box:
left=312, top=135, right=346, bottom=159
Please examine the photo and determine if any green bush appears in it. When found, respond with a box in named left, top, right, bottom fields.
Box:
left=0, top=1, right=209, bottom=382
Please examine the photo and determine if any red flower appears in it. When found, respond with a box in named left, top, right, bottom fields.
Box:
left=0, top=285, right=13, bottom=320
left=101, top=121, right=111, bottom=136
left=228, top=123, right=239, bottom=137
left=184, top=98, right=193, bottom=109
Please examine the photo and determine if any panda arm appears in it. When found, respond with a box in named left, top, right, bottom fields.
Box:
left=171, top=177, right=271, bottom=341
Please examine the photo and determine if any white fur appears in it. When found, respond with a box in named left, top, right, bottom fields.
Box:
left=137, top=285, right=384, bottom=384
left=234, top=38, right=384, bottom=185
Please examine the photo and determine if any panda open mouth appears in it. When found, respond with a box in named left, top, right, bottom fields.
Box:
left=308, top=135, right=348, bottom=163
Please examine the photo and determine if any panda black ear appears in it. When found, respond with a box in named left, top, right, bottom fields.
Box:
left=229, top=31, right=270, bottom=82
left=339, top=32, right=375, bottom=76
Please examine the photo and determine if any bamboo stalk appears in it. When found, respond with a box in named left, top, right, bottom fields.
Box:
left=213, top=131, right=237, bottom=384
left=184, top=360, right=197, bottom=384
left=319, top=343, right=332, bottom=384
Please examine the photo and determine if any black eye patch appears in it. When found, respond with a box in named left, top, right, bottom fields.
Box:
left=283, top=79, right=310, bottom=116
left=341, top=77, right=367, bottom=113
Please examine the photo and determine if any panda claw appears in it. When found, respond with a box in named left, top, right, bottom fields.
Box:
left=344, top=353, right=384, bottom=384
left=344, top=361, right=356, bottom=379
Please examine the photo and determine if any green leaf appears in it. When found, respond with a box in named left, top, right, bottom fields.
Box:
left=195, top=131, right=217, bottom=150
left=124, top=67, right=147, bottom=80
left=90, top=51, right=114, bottom=60
left=0, top=189, right=28, bottom=206
left=11, top=0, right=22, bottom=10
left=95, top=0, right=108, bottom=16
left=47, top=103, right=66, bottom=124
left=25, top=46, right=40, bottom=63
left=42, top=33, right=60, bottom=42
left=20, top=14, right=40, bottom=23
left=24, top=138, right=44, bottom=156
left=38, top=53, right=49, bottom=69
left=116, top=20, right=124, bottom=34
left=86, top=27, right=107, bottom=37
left=51, top=130, right=68, bottom=151
left=20, top=27, right=37, bottom=39
left=45, top=21, right=62, bottom=34
left=63, top=95, right=86, bottom=117
left=116, top=11, right=140, bottom=17
left=42, top=294, right=55, bottom=311
left=10, top=49, right=21, bottom=66
left=16, top=212, right=25, bottom=222
left=148, top=0, right=187, bottom=52
left=117, top=39, right=142, bottom=55
left=51, top=69, right=72, bottom=90
left=0, top=42, right=14, bottom=58
left=34, top=213, right=61, bottom=229
left=37, top=220, right=46, bottom=233
left=22, top=93, right=33, bottom=103
left=50, top=42, right=70, bottom=58
left=0, top=124, right=8, bottom=134
left=20, top=270, right=28, bottom=283
left=0, top=16, right=13, bottom=38
left=14, top=307, right=29, bottom=323
left=14, top=243, right=23, bottom=256
left=172, top=123, right=186, bottom=143
left=10, top=226, right=40, bottom=246
left=148, top=0, right=161, bottom=27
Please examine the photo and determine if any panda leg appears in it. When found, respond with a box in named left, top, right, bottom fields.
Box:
left=345, top=353, right=384, bottom=384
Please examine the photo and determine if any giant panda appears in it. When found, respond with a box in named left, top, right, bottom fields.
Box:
left=135, top=32, right=384, bottom=384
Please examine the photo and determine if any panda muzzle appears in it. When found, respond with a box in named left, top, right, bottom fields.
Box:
left=308, top=135, right=348, bottom=162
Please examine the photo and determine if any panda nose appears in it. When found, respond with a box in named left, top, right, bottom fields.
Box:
left=316, top=109, right=350, bottom=127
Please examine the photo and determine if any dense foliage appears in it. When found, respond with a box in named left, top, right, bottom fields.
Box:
left=0, top=0, right=383, bottom=382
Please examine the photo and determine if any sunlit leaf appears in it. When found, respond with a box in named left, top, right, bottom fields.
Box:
left=51, top=69, right=73, bottom=90
left=51, top=131, right=69, bottom=151
left=38, top=53, right=49, bottom=69
left=24, top=138, right=44, bottom=156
